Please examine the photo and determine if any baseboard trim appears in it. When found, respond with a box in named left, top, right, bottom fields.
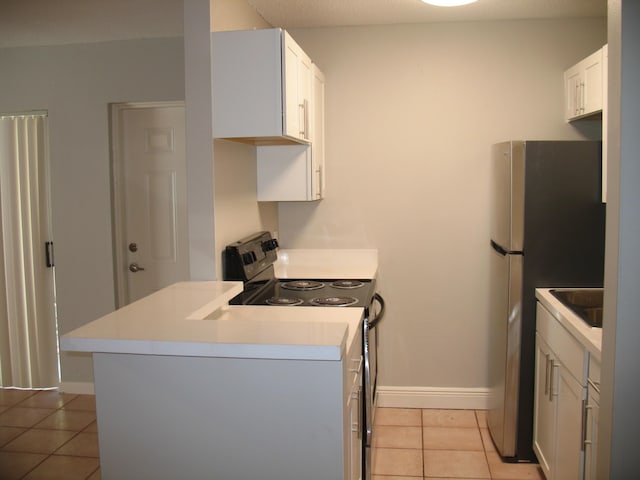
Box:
left=55, top=382, right=489, bottom=407
left=58, top=381, right=95, bottom=395
left=376, top=386, right=490, bottom=410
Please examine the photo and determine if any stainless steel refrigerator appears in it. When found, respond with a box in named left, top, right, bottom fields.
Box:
left=487, top=140, right=605, bottom=462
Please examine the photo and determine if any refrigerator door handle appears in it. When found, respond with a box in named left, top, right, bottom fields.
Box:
left=491, top=240, right=523, bottom=257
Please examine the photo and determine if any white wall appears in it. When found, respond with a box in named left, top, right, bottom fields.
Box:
left=213, top=140, right=278, bottom=279
left=0, top=38, right=185, bottom=386
left=0, top=0, right=274, bottom=388
left=279, top=19, right=606, bottom=395
left=211, top=0, right=269, bottom=31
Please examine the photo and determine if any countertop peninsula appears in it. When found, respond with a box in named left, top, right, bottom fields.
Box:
left=60, top=248, right=379, bottom=361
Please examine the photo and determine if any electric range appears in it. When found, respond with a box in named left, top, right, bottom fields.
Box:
left=223, top=231, right=385, bottom=480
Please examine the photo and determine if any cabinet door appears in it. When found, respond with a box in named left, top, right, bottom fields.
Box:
left=311, top=65, right=325, bottom=200
left=256, top=64, right=324, bottom=202
left=582, top=49, right=603, bottom=115
left=212, top=29, right=284, bottom=139
left=565, top=66, right=582, bottom=121
left=584, top=382, right=599, bottom=480
left=283, top=32, right=312, bottom=142
left=349, top=377, right=362, bottom=480
left=555, top=366, right=586, bottom=480
left=257, top=144, right=313, bottom=201
left=533, top=334, right=555, bottom=479
left=565, top=48, right=603, bottom=121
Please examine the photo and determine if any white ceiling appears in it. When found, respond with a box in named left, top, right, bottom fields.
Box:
left=246, top=0, right=606, bottom=29
left=0, top=0, right=606, bottom=48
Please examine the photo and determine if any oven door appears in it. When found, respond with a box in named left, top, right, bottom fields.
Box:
left=363, top=293, right=385, bottom=480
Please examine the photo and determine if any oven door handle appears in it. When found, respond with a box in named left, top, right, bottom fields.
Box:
left=367, top=293, right=385, bottom=329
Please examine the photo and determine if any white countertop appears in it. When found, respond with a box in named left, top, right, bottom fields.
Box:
left=536, top=288, right=602, bottom=361
left=61, top=247, right=378, bottom=362
left=60, top=281, right=364, bottom=361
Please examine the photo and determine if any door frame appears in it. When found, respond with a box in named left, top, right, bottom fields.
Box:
left=109, top=101, right=186, bottom=308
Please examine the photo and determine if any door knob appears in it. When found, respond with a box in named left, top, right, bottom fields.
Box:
left=129, top=263, right=145, bottom=273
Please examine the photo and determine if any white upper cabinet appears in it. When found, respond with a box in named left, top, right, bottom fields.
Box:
left=213, top=28, right=326, bottom=202
left=283, top=34, right=313, bottom=142
left=256, top=65, right=325, bottom=202
left=212, top=28, right=314, bottom=145
left=564, top=44, right=608, bottom=202
left=311, top=64, right=326, bottom=199
left=564, top=47, right=604, bottom=122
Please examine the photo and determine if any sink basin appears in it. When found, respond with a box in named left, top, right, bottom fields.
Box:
left=549, top=289, right=603, bottom=328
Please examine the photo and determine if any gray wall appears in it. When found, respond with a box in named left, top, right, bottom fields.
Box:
left=599, top=0, right=640, bottom=477
left=280, top=19, right=606, bottom=394
left=0, top=38, right=185, bottom=386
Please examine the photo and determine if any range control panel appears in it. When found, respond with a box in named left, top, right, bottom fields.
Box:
left=223, top=231, right=279, bottom=282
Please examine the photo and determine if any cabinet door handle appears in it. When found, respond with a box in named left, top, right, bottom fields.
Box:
left=298, top=103, right=305, bottom=137
left=544, top=353, right=551, bottom=396
left=350, top=356, right=363, bottom=374
left=549, top=360, right=559, bottom=401
left=352, top=386, right=362, bottom=438
left=298, top=99, right=309, bottom=139
left=575, top=82, right=580, bottom=116
left=298, top=99, right=309, bottom=140
left=583, top=404, right=595, bottom=448
left=315, top=164, right=323, bottom=199
left=581, top=399, right=591, bottom=451
left=304, top=98, right=310, bottom=140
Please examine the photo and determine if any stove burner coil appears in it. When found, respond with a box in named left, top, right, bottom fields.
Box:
left=265, top=297, right=304, bottom=306
left=310, top=296, right=359, bottom=307
left=281, top=280, right=325, bottom=291
left=330, top=280, right=364, bottom=289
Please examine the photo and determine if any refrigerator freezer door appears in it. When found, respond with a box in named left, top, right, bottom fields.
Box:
left=490, top=142, right=525, bottom=252
left=488, top=233, right=523, bottom=458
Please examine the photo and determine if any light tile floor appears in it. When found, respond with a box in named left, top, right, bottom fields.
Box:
left=0, top=388, right=544, bottom=480
left=0, top=389, right=99, bottom=480
left=373, top=407, right=545, bottom=480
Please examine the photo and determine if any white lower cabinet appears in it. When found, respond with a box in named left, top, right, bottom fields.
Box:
left=533, top=335, right=555, bottom=476
left=534, top=303, right=588, bottom=480
left=92, top=330, right=362, bottom=480
left=555, top=363, right=585, bottom=479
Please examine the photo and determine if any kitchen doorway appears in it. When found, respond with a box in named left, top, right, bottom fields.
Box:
left=110, top=102, right=189, bottom=307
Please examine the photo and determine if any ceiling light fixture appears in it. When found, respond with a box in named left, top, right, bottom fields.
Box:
left=420, top=0, right=478, bottom=6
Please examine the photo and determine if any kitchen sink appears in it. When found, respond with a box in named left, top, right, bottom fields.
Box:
left=549, top=289, right=603, bottom=328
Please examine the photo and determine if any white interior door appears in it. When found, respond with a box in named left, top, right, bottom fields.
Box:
left=112, top=103, right=189, bottom=305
